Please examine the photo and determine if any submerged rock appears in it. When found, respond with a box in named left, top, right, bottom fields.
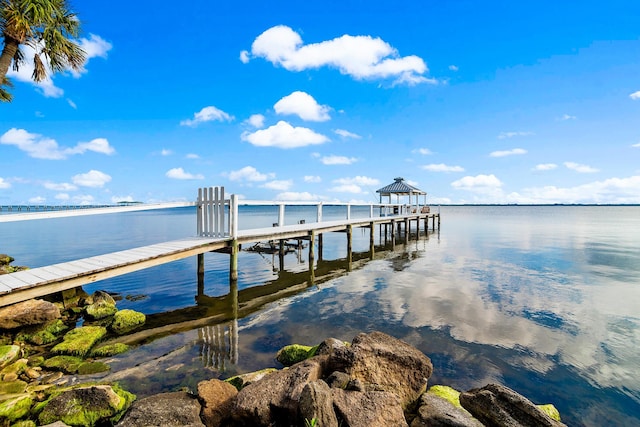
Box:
left=116, top=391, right=201, bottom=427
left=51, top=326, right=107, bottom=357
left=110, top=310, right=145, bottom=334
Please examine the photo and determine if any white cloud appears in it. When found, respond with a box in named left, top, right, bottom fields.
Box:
left=262, top=180, right=293, bottom=191
left=330, top=184, right=365, bottom=194
left=7, top=33, right=112, bottom=97
left=0, top=128, right=115, bottom=159
left=564, top=162, right=599, bottom=173
left=44, top=181, right=78, bottom=191
left=422, top=163, right=464, bottom=172
left=559, top=114, right=576, bottom=121
left=413, top=148, right=433, bottom=155
left=275, top=191, right=322, bottom=201
left=55, top=193, right=70, bottom=201
left=449, top=65, right=459, bottom=71
left=490, top=148, right=527, bottom=157
left=112, top=195, right=134, bottom=203
left=498, top=131, right=533, bottom=139
left=533, top=163, right=558, bottom=171
left=28, top=196, right=46, bottom=204
left=241, top=121, right=329, bottom=148
left=629, top=91, right=640, bottom=100
left=0, top=177, right=10, bottom=189
left=245, top=114, right=265, bottom=128
left=226, top=166, right=274, bottom=182
left=334, top=129, right=362, bottom=139
left=67, top=99, right=77, bottom=109
left=274, top=91, right=331, bottom=122
left=239, top=50, right=250, bottom=64
left=334, top=176, right=380, bottom=186
left=72, top=170, right=112, bottom=188
left=161, top=149, right=173, bottom=156
left=180, top=106, right=234, bottom=127
left=186, top=153, right=200, bottom=159
left=320, top=155, right=357, bottom=165
left=73, top=194, right=95, bottom=205
left=451, top=174, right=503, bottom=192
left=247, top=25, right=434, bottom=86
left=632, top=143, right=640, bottom=148
left=304, top=175, right=321, bottom=183
left=165, top=167, right=204, bottom=180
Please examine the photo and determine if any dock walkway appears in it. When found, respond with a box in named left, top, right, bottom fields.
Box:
left=0, top=187, right=440, bottom=307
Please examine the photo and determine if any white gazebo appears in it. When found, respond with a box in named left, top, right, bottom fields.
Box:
left=376, top=177, right=427, bottom=214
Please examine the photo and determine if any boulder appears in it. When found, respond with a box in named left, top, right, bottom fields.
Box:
left=85, top=291, right=117, bottom=320
left=0, top=254, right=14, bottom=265
left=459, top=383, right=566, bottom=427
left=0, top=299, right=61, bottom=329
left=116, top=391, right=203, bottom=427
left=0, top=344, right=21, bottom=369
left=314, top=337, right=348, bottom=356
left=331, top=387, right=408, bottom=427
left=197, top=378, right=237, bottom=427
left=332, top=331, right=432, bottom=408
left=411, top=393, right=483, bottom=427
left=111, top=309, right=145, bottom=334
left=232, top=356, right=327, bottom=425
left=299, top=380, right=339, bottom=427
left=51, top=326, right=107, bottom=357
left=276, top=344, right=314, bottom=367
left=225, top=367, right=277, bottom=391
left=38, top=384, right=135, bottom=426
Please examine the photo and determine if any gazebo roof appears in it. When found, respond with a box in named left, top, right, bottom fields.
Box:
left=376, top=177, right=426, bottom=195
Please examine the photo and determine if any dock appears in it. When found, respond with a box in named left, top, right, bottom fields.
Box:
left=0, top=186, right=440, bottom=307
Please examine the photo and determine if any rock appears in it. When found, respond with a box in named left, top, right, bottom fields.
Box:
left=90, top=342, right=130, bottom=357
left=459, top=383, right=567, bottom=427
left=0, top=394, right=33, bottom=422
left=276, top=344, right=314, bottom=367
left=38, top=384, right=135, bottom=426
left=0, top=254, right=14, bottom=265
left=232, top=357, right=327, bottom=425
left=225, top=367, right=278, bottom=391
left=51, top=326, right=107, bottom=357
left=111, top=309, right=145, bottom=334
left=116, top=391, right=203, bottom=427
left=411, top=393, right=483, bottom=427
left=85, top=301, right=117, bottom=320
left=299, top=380, right=339, bottom=427
left=16, top=319, right=68, bottom=345
left=197, top=379, right=237, bottom=427
left=325, top=371, right=351, bottom=389
left=0, top=344, right=21, bottom=369
left=91, top=290, right=116, bottom=306
left=428, top=385, right=464, bottom=408
left=331, top=387, right=409, bottom=427
left=332, top=331, right=432, bottom=409
left=314, top=337, right=348, bottom=356
left=0, top=299, right=61, bottom=329
left=41, top=422, right=71, bottom=427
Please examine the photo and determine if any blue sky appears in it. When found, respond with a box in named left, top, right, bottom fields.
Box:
left=1, top=0, right=640, bottom=205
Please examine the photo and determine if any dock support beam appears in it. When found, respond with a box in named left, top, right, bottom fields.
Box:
left=230, top=240, right=239, bottom=282
left=369, top=222, right=375, bottom=260
left=308, top=230, right=315, bottom=284
left=346, top=225, right=353, bottom=271
left=197, top=253, right=205, bottom=296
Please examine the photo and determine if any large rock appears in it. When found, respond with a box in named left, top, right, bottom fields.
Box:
left=299, top=380, right=339, bottom=427
left=411, top=393, right=483, bottom=427
left=0, top=299, right=61, bottom=329
left=38, top=385, right=135, bottom=426
left=459, top=383, right=566, bottom=427
left=331, top=387, right=408, bottom=427
left=332, top=331, right=433, bottom=408
left=197, top=378, right=237, bottom=427
left=117, top=391, right=204, bottom=427
left=232, top=356, right=327, bottom=425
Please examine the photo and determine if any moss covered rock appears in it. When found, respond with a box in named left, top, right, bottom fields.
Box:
left=428, top=385, right=463, bottom=408
left=16, top=319, right=68, bottom=346
left=538, top=403, right=562, bottom=422
left=43, top=355, right=84, bottom=374
left=77, top=361, right=111, bottom=375
left=0, top=394, right=33, bottom=422
left=51, top=326, right=107, bottom=357
left=110, top=310, right=145, bottom=334
left=0, top=345, right=21, bottom=369
left=90, top=343, right=130, bottom=357
left=0, top=379, right=27, bottom=395
left=275, top=344, right=314, bottom=367
left=85, top=302, right=117, bottom=320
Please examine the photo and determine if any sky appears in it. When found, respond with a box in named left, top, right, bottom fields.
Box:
left=1, top=0, right=640, bottom=205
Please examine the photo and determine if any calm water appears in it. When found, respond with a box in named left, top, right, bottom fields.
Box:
left=1, top=205, right=639, bottom=426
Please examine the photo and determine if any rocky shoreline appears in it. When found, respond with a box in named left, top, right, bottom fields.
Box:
left=0, top=254, right=565, bottom=426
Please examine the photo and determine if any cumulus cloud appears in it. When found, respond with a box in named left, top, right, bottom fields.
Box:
left=334, top=129, right=362, bottom=139
left=451, top=174, right=503, bottom=192
left=239, top=50, right=250, bottom=64
left=72, top=170, right=112, bottom=188
left=412, top=148, right=433, bottom=155
left=165, top=167, right=204, bottom=180
left=262, top=180, right=293, bottom=191
left=245, top=25, right=434, bottom=86
left=0, top=177, right=10, bottom=189
left=304, top=175, right=322, bottom=183
left=0, top=128, right=115, bottom=159
left=161, top=149, right=173, bottom=156
left=275, top=191, right=322, bottom=201
left=241, top=121, right=329, bottom=148
left=564, top=162, right=599, bottom=173
left=7, top=33, right=112, bottom=97
left=629, top=91, right=640, bottom=100
left=226, top=166, right=274, bottom=182
left=490, top=148, right=527, bottom=157
left=498, top=131, right=533, bottom=139
left=245, top=114, right=265, bottom=128
left=44, top=182, right=78, bottom=191
left=319, top=155, right=357, bottom=165
left=28, top=196, right=46, bottom=204
left=274, top=91, right=331, bottom=121
left=533, top=163, right=558, bottom=171
left=180, top=106, right=234, bottom=127
left=422, top=163, right=464, bottom=172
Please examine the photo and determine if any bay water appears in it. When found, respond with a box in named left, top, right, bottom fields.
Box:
left=1, top=205, right=639, bottom=426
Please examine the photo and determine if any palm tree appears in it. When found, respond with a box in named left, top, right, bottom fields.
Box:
left=0, top=0, right=85, bottom=102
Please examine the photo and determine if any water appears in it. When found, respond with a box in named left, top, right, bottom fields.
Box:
left=1, top=205, right=639, bottom=426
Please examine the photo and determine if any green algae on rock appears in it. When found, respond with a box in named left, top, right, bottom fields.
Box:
left=275, top=344, right=314, bottom=367
left=90, top=343, right=130, bottom=357
left=0, top=394, right=33, bottom=422
left=539, top=403, right=562, bottom=422
left=0, top=345, right=21, bottom=369
left=51, top=326, right=107, bottom=357
left=428, top=385, right=463, bottom=408
left=110, top=309, right=145, bottom=334
left=16, top=319, right=68, bottom=346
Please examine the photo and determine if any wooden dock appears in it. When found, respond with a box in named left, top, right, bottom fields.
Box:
left=0, top=187, right=440, bottom=307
